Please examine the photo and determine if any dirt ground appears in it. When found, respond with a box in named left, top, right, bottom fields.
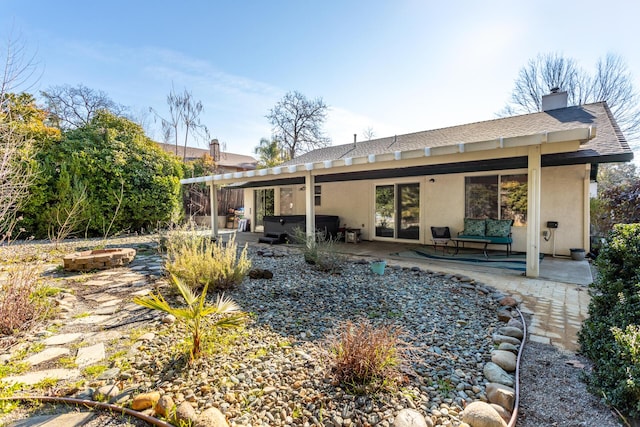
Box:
left=517, top=340, right=621, bottom=427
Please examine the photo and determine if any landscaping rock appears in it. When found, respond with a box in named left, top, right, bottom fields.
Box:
left=492, top=333, right=521, bottom=346
left=196, top=407, right=229, bottom=427
left=175, top=401, right=198, bottom=425
left=393, top=408, right=433, bottom=427
left=489, top=403, right=512, bottom=424
left=498, top=326, right=524, bottom=339
left=498, top=296, right=517, bottom=307
left=131, top=391, right=160, bottom=410
left=486, top=382, right=516, bottom=411
left=491, top=350, right=517, bottom=372
left=497, top=342, right=519, bottom=354
left=155, top=394, right=174, bottom=418
left=483, top=362, right=514, bottom=387
left=94, top=384, right=120, bottom=401
left=460, top=401, right=507, bottom=427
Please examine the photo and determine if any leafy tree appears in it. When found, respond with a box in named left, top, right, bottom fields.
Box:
left=40, top=84, right=128, bottom=130
left=20, top=111, right=183, bottom=238
left=254, top=137, right=284, bottom=167
left=502, top=52, right=640, bottom=143
left=591, top=164, right=640, bottom=240
left=266, top=91, right=330, bottom=159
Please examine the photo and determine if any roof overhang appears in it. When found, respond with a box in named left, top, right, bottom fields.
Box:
left=181, top=127, right=595, bottom=186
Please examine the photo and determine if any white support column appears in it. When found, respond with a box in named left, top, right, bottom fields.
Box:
left=305, top=172, right=316, bottom=240
left=526, top=145, right=541, bottom=277
left=583, top=164, right=591, bottom=253
left=209, top=182, right=218, bottom=238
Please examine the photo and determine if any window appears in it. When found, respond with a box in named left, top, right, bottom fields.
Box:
left=465, top=174, right=527, bottom=225
left=314, top=185, right=321, bottom=206
left=280, top=187, right=293, bottom=215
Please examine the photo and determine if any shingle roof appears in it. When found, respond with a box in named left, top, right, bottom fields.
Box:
left=282, top=102, right=633, bottom=166
left=156, top=143, right=257, bottom=170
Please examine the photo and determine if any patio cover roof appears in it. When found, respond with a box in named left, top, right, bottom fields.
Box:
left=181, top=102, right=633, bottom=187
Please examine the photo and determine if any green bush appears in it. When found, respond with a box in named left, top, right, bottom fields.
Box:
left=579, top=223, right=640, bottom=418
left=164, top=228, right=251, bottom=291
left=20, top=111, right=183, bottom=238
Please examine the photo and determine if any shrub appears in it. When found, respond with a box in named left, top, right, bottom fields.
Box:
left=328, top=318, right=407, bottom=394
left=0, top=265, right=52, bottom=336
left=134, top=275, right=245, bottom=361
left=164, top=228, right=251, bottom=291
left=579, top=223, right=640, bottom=418
left=291, top=227, right=345, bottom=273
left=20, top=111, right=183, bottom=238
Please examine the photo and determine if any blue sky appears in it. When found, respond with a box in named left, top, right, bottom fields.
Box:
left=2, top=0, right=640, bottom=160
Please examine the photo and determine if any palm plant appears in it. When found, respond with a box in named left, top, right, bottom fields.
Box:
left=133, top=274, right=245, bottom=361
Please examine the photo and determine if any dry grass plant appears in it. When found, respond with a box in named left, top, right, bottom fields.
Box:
left=0, top=264, right=52, bottom=337
left=328, top=318, right=408, bottom=394
left=164, top=226, right=251, bottom=291
left=291, top=227, right=345, bottom=273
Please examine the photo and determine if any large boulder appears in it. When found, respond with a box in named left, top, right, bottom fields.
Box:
left=460, top=401, right=507, bottom=427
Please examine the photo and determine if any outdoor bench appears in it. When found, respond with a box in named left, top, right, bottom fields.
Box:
left=456, top=218, right=513, bottom=256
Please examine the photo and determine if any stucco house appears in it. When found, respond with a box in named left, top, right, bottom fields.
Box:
left=181, top=91, right=633, bottom=277
left=157, top=139, right=258, bottom=173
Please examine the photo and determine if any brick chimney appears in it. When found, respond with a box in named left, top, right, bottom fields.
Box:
left=209, top=139, right=220, bottom=161
left=541, top=87, right=568, bottom=111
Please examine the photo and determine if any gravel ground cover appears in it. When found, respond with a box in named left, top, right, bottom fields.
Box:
left=0, top=235, right=624, bottom=426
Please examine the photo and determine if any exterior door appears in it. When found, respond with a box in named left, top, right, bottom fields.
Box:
left=254, top=189, right=274, bottom=230
left=375, top=183, right=420, bottom=240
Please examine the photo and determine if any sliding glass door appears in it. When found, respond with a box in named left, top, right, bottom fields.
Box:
left=375, top=183, right=420, bottom=240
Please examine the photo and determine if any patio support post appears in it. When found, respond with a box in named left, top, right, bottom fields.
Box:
left=209, top=182, right=218, bottom=237
left=526, top=145, right=541, bottom=277
left=304, top=172, right=316, bottom=241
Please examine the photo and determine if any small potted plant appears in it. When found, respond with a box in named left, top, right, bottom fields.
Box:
left=370, top=259, right=387, bottom=275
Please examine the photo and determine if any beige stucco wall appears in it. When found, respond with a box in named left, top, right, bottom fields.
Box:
left=247, top=163, right=589, bottom=256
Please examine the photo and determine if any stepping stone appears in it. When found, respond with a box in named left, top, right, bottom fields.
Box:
left=3, top=368, right=81, bottom=386
left=98, top=299, right=122, bottom=307
left=130, top=289, right=151, bottom=296
left=70, top=315, right=112, bottom=325
left=86, top=330, right=122, bottom=343
left=43, top=333, right=83, bottom=346
left=75, top=343, right=105, bottom=368
left=130, top=265, right=147, bottom=271
left=7, top=411, right=95, bottom=426
left=84, top=294, right=117, bottom=303
left=94, top=306, right=119, bottom=315
left=83, top=279, right=112, bottom=287
left=25, top=347, right=70, bottom=366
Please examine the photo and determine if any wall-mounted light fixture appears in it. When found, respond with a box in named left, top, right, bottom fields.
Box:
left=429, top=178, right=436, bottom=183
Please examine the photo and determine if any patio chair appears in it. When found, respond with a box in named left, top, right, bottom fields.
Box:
left=430, top=226, right=452, bottom=254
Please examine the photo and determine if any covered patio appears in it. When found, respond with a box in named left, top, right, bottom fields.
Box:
left=218, top=229, right=591, bottom=351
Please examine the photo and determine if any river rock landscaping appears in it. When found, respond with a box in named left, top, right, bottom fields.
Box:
left=0, top=237, right=524, bottom=427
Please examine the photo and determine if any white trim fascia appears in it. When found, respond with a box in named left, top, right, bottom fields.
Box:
left=180, top=126, right=596, bottom=184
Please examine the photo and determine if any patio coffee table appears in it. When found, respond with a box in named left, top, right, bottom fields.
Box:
left=451, top=237, right=491, bottom=258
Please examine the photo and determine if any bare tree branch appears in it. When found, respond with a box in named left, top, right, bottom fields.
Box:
left=266, top=91, right=330, bottom=159
left=502, top=52, right=640, bottom=146
left=40, top=84, right=128, bottom=130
